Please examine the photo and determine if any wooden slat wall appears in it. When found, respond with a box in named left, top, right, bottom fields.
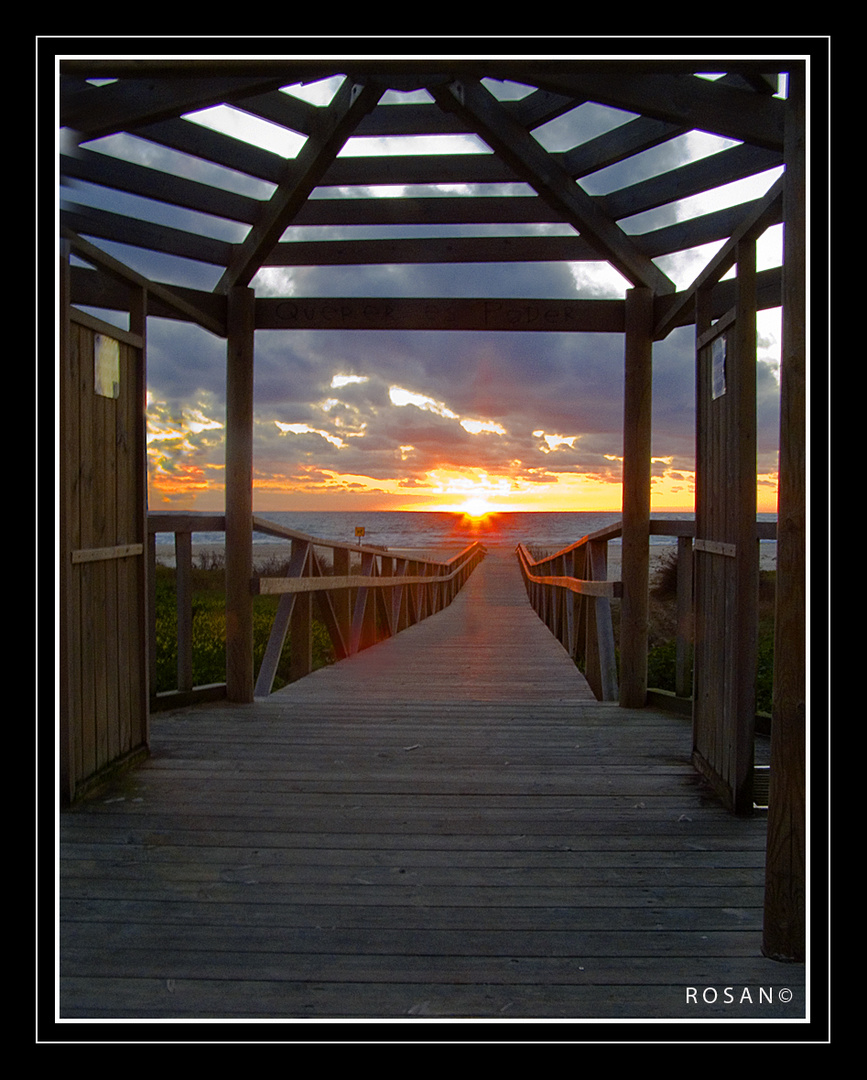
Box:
left=694, top=304, right=735, bottom=806
left=692, top=251, right=758, bottom=813
left=63, top=314, right=148, bottom=801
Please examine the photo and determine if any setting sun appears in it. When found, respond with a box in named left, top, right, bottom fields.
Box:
left=460, top=497, right=496, bottom=519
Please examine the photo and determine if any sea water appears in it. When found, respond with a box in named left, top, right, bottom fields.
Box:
left=151, top=509, right=777, bottom=552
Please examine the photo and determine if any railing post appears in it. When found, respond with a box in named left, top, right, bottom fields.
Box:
left=147, top=532, right=157, bottom=693
left=332, top=546, right=351, bottom=648
left=675, top=534, right=694, bottom=699
left=589, top=539, right=618, bottom=702
left=175, top=529, right=193, bottom=693
left=620, top=286, right=654, bottom=708
left=380, top=555, right=395, bottom=637
left=289, top=599, right=312, bottom=682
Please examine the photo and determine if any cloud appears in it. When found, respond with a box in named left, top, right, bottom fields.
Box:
left=72, top=103, right=782, bottom=512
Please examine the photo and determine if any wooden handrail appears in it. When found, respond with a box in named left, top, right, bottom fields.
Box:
left=516, top=544, right=622, bottom=598
left=254, top=540, right=484, bottom=595
left=516, top=536, right=619, bottom=701
left=523, top=516, right=776, bottom=564
left=147, top=512, right=485, bottom=704
left=252, top=537, right=485, bottom=696
left=516, top=516, right=777, bottom=705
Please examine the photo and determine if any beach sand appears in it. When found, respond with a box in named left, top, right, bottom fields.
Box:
left=156, top=540, right=777, bottom=578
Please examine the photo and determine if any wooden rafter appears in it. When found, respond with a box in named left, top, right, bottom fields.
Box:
left=61, top=202, right=233, bottom=267
left=60, top=75, right=303, bottom=142
left=214, top=79, right=384, bottom=293
left=652, top=175, right=785, bottom=340
left=62, top=227, right=225, bottom=337
left=429, top=78, right=676, bottom=294
left=597, top=142, right=782, bottom=222
left=521, top=71, right=786, bottom=151
left=60, top=143, right=264, bottom=225
left=58, top=59, right=797, bottom=315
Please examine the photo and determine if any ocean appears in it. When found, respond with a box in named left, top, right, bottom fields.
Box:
left=152, top=510, right=778, bottom=552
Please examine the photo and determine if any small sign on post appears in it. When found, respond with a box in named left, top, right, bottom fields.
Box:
left=711, top=334, right=727, bottom=400
left=355, top=526, right=365, bottom=547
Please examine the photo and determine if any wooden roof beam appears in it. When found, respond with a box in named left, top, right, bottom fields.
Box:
left=526, top=72, right=786, bottom=151
left=429, top=78, right=676, bottom=294
left=61, top=227, right=226, bottom=337
left=61, top=203, right=233, bottom=267
left=61, top=75, right=300, bottom=142
left=652, top=174, right=785, bottom=340
left=60, top=144, right=265, bottom=226
left=214, top=79, right=384, bottom=294
left=561, top=113, right=688, bottom=179
left=554, top=72, right=781, bottom=185
left=263, top=233, right=597, bottom=267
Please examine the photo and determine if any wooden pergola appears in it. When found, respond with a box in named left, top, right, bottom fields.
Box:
left=58, top=54, right=810, bottom=961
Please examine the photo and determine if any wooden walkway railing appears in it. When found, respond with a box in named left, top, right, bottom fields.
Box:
left=147, top=512, right=484, bottom=706
left=517, top=527, right=622, bottom=703
left=517, top=518, right=777, bottom=706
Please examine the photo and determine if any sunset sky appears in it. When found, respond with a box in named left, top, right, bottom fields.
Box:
left=69, top=71, right=786, bottom=516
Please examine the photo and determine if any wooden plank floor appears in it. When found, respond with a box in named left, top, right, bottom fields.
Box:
left=59, top=548, right=806, bottom=1023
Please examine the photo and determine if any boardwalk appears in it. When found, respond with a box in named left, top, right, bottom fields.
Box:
left=59, top=549, right=805, bottom=1023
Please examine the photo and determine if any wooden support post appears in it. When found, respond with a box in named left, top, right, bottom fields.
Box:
left=60, top=240, right=73, bottom=803
left=763, top=65, right=807, bottom=962
left=733, top=236, right=759, bottom=815
left=128, top=284, right=150, bottom=737
left=620, top=287, right=654, bottom=708
left=225, top=286, right=255, bottom=702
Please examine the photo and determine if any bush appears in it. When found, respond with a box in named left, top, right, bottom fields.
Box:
left=651, top=550, right=681, bottom=600
left=647, top=639, right=680, bottom=692
left=152, top=565, right=336, bottom=693
left=643, top=555, right=775, bottom=707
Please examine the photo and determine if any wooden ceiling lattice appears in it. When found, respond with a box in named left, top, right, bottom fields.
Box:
left=59, top=59, right=791, bottom=339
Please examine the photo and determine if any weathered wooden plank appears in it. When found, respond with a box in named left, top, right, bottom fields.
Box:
left=58, top=975, right=803, bottom=1021
left=174, top=531, right=193, bottom=694
left=59, top=547, right=799, bottom=1023
left=61, top=922, right=767, bottom=958
left=62, top=842, right=767, bottom=868
left=63, top=948, right=787, bottom=987
left=264, top=233, right=597, bottom=267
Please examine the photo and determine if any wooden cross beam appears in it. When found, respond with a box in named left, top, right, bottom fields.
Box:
left=429, top=77, right=676, bottom=296
left=214, top=79, right=384, bottom=294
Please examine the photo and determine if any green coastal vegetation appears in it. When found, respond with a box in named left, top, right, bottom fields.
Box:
left=152, top=549, right=774, bottom=710
left=643, top=551, right=776, bottom=715
left=152, top=555, right=335, bottom=694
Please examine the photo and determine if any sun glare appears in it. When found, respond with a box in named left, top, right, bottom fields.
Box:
left=460, top=497, right=495, bottom=519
